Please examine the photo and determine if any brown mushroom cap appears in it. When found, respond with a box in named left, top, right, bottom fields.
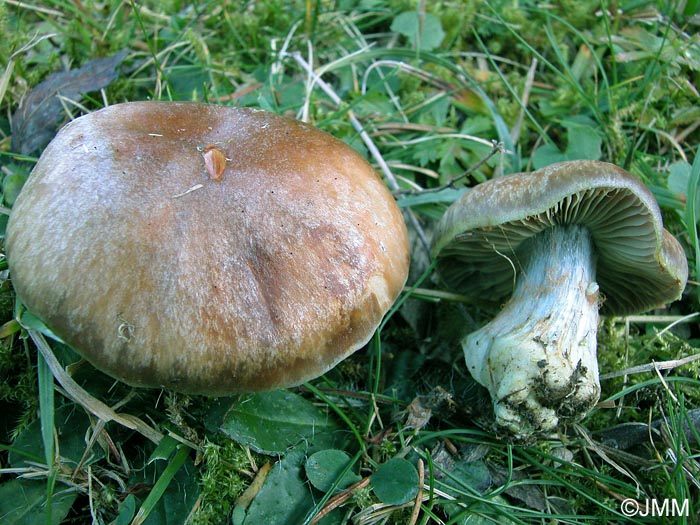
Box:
left=431, top=160, right=687, bottom=315
left=6, top=102, right=410, bottom=395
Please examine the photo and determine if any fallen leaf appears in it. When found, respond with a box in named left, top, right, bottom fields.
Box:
left=11, top=49, right=128, bottom=156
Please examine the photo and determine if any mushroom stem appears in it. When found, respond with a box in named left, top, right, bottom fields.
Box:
left=464, top=225, right=602, bottom=439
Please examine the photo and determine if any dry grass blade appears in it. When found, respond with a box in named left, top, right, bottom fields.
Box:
left=3, top=0, right=65, bottom=17
left=29, top=329, right=163, bottom=444
left=309, top=476, right=371, bottom=525
left=408, top=458, right=424, bottom=525
left=235, top=461, right=273, bottom=511
left=575, top=424, right=643, bottom=487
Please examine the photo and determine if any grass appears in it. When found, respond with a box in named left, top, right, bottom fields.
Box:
left=0, top=0, right=699, bottom=524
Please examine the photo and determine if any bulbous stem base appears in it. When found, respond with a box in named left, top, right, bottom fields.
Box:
left=464, top=225, right=601, bottom=440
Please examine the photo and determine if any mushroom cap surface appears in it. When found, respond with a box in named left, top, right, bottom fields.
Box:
left=431, top=160, right=687, bottom=315
left=7, top=102, right=410, bottom=395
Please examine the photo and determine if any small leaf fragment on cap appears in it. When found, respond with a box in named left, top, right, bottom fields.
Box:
left=203, top=145, right=227, bottom=181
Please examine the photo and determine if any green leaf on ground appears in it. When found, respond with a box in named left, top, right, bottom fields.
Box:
left=532, top=115, right=602, bottom=169
left=129, top=447, right=200, bottom=525
left=9, top=404, right=104, bottom=468
left=391, top=11, right=445, bottom=51
left=370, top=457, right=419, bottom=505
left=220, top=390, right=339, bottom=455
left=0, top=479, right=77, bottom=525
left=305, top=449, right=362, bottom=493
left=242, top=447, right=312, bottom=525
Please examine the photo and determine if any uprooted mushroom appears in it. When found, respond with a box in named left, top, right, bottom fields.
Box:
left=431, top=160, right=688, bottom=440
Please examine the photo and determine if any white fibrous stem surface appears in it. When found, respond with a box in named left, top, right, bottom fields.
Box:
left=464, top=225, right=602, bottom=439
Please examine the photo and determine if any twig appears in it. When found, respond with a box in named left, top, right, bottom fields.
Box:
left=600, top=353, right=700, bottom=380
left=620, top=313, right=700, bottom=324
left=609, top=311, right=699, bottom=419
left=397, top=140, right=504, bottom=196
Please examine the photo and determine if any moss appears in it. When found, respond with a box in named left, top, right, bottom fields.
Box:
left=188, top=438, right=253, bottom=525
left=0, top=332, right=37, bottom=440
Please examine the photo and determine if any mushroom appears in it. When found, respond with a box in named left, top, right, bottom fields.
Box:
left=6, top=102, right=410, bottom=395
left=431, top=160, right=688, bottom=440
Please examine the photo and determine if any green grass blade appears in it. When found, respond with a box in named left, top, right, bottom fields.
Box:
left=369, top=259, right=438, bottom=399
left=131, top=444, right=191, bottom=525
left=37, top=348, right=54, bottom=468
left=471, top=29, right=548, bottom=143
left=37, top=347, right=55, bottom=525
left=542, top=22, right=599, bottom=121
left=304, top=382, right=364, bottom=450
left=301, top=448, right=364, bottom=525
left=540, top=10, right=612, bottom=99
left=686, top=146, right=700, bottom=305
